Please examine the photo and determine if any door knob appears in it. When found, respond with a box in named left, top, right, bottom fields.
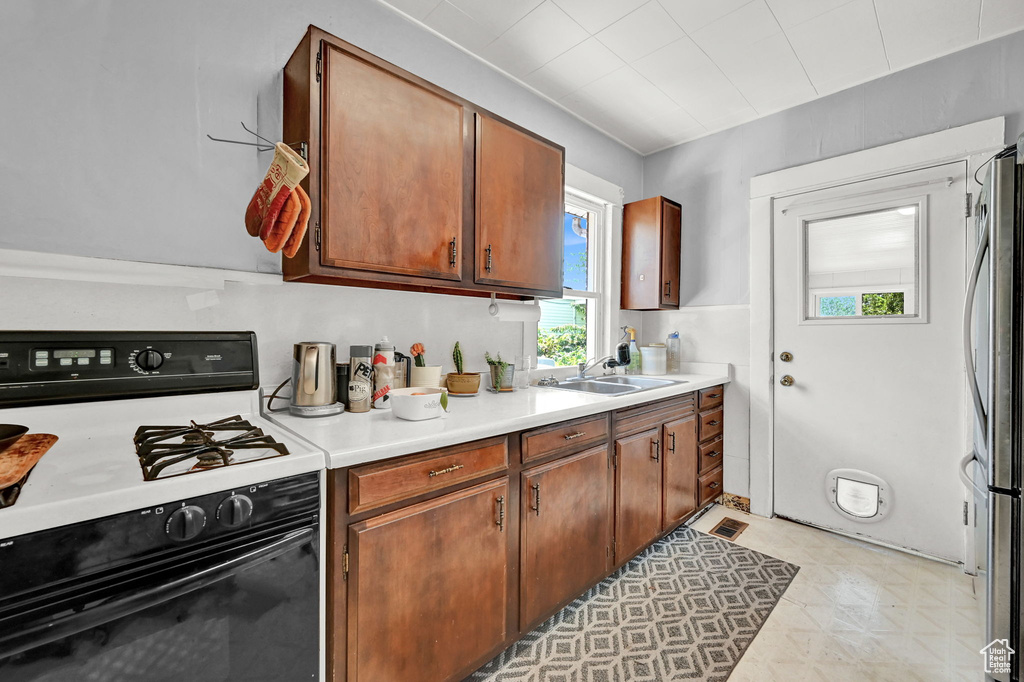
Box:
left=780, top=375, right=795, bottom=387
left=780, top=351, right=793, bottom=362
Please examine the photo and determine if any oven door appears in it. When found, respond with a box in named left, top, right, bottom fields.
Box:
left=0, top=527, right=318, bottom=682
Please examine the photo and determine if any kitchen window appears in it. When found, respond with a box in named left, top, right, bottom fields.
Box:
left=537, top=191, right=607, bottom=367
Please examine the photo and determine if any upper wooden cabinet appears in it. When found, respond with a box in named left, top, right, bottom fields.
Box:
left=475, top=115, right=564, bottom=292
left=320, top=42, right=464, bottom=281
left=621, top=195, right=682, bottom=310
left=282, top=26, right=564, bottom=299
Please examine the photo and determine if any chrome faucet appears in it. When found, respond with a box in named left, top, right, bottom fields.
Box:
left=568, top=342, right=632, bottom=382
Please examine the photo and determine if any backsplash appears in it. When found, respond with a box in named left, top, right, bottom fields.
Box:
left=1, top=275, right=527, bottom=388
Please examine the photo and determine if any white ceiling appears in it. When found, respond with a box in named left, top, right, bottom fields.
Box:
left=379, top=0, right=1024, bottom=154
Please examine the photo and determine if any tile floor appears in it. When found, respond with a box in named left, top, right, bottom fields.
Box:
left=690, top=505, right=985, bottom=682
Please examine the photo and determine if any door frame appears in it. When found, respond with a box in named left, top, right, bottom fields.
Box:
left=747, top=117, right=1005, bottom=521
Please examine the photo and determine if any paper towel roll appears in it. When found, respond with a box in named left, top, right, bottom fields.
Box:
left=490, top=301, right=542, bottom=323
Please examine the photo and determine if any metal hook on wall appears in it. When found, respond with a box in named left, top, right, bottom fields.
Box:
left=207, top=121, right=308, bottom=160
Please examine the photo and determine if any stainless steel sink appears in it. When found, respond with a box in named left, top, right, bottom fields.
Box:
left=542, top=375, right=685, bottom=396
left=592, top=376, right=682, bottom=389
left=548, top=380, right=640, bottom=395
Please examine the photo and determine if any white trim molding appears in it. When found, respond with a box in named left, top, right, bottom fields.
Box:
left=747, top=117, right=1005, bottom=519
left=0, top=248, right=281, bottom=290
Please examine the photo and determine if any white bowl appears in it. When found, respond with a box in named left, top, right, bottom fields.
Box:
left=390, top=387, right=446, bottom=421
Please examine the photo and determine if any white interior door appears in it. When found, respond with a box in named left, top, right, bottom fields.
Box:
left=772, top=162, right=968, bottom=561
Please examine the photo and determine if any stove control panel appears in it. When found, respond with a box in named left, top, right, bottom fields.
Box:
left=0, top=331, right=259, bottom=407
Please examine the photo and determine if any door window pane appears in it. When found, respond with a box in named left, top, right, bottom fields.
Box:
left=862, top=292, right=905, bottom=315
left=805, top=204, right=919, bottom=320
left=819, top=296, right=856, bottom=317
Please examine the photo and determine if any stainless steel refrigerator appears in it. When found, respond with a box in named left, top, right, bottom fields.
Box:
left=965, top=138, right=1024, bottom=682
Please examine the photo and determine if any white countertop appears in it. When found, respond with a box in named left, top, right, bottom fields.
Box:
left=0, top=391, right=327, bottom=539
left=262, top=369, right=730, bottom=470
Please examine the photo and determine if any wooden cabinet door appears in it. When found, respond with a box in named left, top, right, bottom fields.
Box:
left=660, top=199, right=681, bottom=307
left=614, top=429, right=663, bottom=562
left=662, top=413, right=697, bottom=530
left=521, top=446, right=612, bottom=627
left=475, top=115, right=563, bottom=293
left=321, top=44, right=464, bottom=281
left=348, top=478, right=509, bottom=682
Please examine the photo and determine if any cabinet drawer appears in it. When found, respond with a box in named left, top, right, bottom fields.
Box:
left=698, top=385, right=724, bottom=410
left=698, top=466, right=723, bottom=508
left=615, top=393, right=695, bottom=438
left=521, top=415, right=608, bottom=464
left=698, top=437, right=724, bottom=475
left=348, top=436, right=508, bottom=514
left=698, top=408, right=723, bottom=442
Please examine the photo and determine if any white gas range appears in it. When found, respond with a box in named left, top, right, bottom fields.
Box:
left=0, top=331, right=327, bottom=682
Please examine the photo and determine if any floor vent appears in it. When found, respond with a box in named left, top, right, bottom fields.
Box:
left=709, top=517, right=749, bottom=541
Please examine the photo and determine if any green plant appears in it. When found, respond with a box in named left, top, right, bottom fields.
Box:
left=862, top=292, right=905, bottom=316
left=537, top=324, right=587, bottom=366
left=484, top=351, right=508, bottom=390
left=411, top=343, right=426, bottom=367
left=452, top=342, right=464, bottom=374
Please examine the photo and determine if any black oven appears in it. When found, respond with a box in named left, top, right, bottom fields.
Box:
left=0, top=472, right=319, bottom=682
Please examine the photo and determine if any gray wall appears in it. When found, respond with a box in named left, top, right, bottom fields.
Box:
left=644, top=29, right=1024, bottom=306
left=0, top=0, right=642, bottom=273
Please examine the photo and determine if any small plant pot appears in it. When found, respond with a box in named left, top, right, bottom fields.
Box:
left=446, top=372, right=481, bottom=394
left=488, top=364, right=515, bottom=391
left=409, top=365, right=442, bottom=388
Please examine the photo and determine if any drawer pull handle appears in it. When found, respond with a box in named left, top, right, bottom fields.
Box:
left=485, top=244, right=493, bottom=273
left=563, top=431, right=586, bottom=441
left=651, top=439, right=660, bottom=462
left=708, top=420, right=721, bottom=426
left=707, top=450, right=720, bottom=457
left=709, top=481, right=720, bottom=489
left=706, top=393, right=721, bottom=398
left=449, top=237, right=458, bottom=267
left=669, top=432, right=676, bottom=453
left=531, top=483, right=541, bottom=516
left=428, top=464, right=464, bottom=477
left=495, top=495, right=505, bottom=532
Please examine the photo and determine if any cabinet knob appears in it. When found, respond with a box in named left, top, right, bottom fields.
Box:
left=780, top=375, right=795, bottom=387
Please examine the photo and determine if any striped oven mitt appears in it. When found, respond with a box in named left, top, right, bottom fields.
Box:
left=245, top=143, right=310, bottom=256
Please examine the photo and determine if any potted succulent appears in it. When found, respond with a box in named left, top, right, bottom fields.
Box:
left=446, top=342, right=481, bottom=394
left=485, top=351, right=515, bottom=392
left=409, top=343, right=442, bottom=388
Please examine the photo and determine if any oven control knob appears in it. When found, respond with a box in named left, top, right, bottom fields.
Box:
left=165, top=505, right=207, bottom=541
left=135, top=350, right=164, bottom=371
left=217, top=495, right=253, bottom=529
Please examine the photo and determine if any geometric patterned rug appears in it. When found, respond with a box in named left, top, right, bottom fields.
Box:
left=465, top=526, right=799, bottom=681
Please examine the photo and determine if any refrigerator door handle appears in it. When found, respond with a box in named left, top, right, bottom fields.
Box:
left=962, top=215, right=989, bottom=435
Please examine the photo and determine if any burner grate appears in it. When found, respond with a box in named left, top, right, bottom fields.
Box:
left=134, top=416, right=289, bottom=480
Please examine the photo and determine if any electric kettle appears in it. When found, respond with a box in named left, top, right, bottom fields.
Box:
left=289, top=342, right=344, bottom=417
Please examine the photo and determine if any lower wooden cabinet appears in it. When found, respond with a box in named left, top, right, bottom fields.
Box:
left=614, top=428, right=663, bottom=562
left=662, top=413, right=698, bottom=530
left=347, top=478, right=510, bottom=682
left=520, top=446, right=612, bottom=628
left=331, top=385, right=726, bottom=682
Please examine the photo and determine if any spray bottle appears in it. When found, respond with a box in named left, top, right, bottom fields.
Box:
left=624, top=326, right=642, bottom=375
